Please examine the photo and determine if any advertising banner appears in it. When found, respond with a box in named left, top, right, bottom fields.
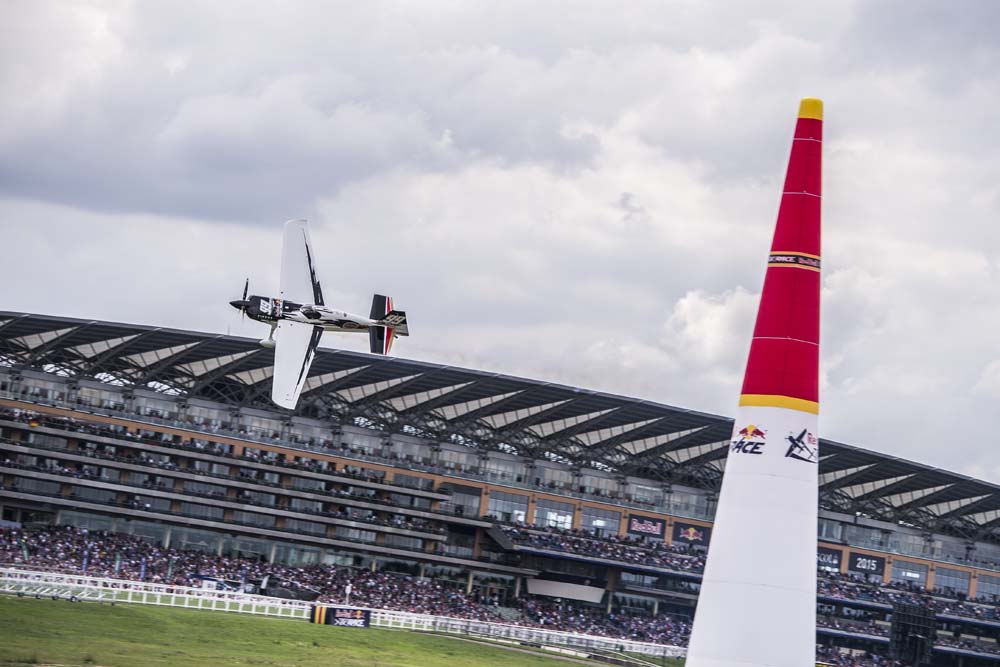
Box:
left=672, top=521, right=712, bottom=546
left=817, top=546, right=842, bottom=571
left=847, top=551, right=886, bottom=576
left=626, top=515, right=666, bottom=539
left=311, top=606, right=371, bottom=628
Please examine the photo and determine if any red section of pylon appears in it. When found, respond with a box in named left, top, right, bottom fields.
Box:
left=740, top=102, right=822, bottom=409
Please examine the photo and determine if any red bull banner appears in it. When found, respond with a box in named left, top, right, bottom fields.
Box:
left=311, top=605, right=371, bottom=628
left=626, top=515, right=666, bottom=538
left=672, top=521, right=712, bottom=546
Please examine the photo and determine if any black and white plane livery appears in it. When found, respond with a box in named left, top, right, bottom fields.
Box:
left=229, top=220, right=409, bottom=409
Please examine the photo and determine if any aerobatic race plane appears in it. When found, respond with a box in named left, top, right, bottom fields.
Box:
left=229, top=219, right=409, bottom=409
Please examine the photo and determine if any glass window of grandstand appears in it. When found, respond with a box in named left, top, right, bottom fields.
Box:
left=76, top=386, right=124, bottom=411
left=180, top=502, right=224, bottom=521
left=535, top=466, right=573, bottom=489
left=932, top=537, right=973, bottom=565
left=534, top=499, right=575, bottom=530
left=322, top=551, right=360, bottom=567
left=487, top=490, right=528, bottom=523
left=133, top=395, right=177, bottom=420
left=12, top=477, right=58, bottom=495
left=977, top=574, right=1000, bottom=602
left=613, top=592, right=656, bottom=614
left=376, top=558, right=421, bottom=576
left=75, top=487, right=119, bottom=505
left=19, top=377, right=66, bottom=402
left=666, top=489, right=708, bottom=519
left=335, top=526, right=376, bottom=544
left=889, top=531, right=933, bottom=559
left=274, top=543, right=321, bottom=566
left=391, top=439, right=430, bottom=465
left=891, top=560, right=928, bottom=588
left=25, top=432, right=68, bottom=449
left=484, top=457, right=524, bottom=483
left=440, top=484, right=480, bottom=517
left=389, top=493, right=431, bottom=510
left=221, top=536, right=272, bottom=561
left=439, top=447, right=471, bottom=472
left=288, top=421, right=330, bottom=447
left=233, top=510, right=275, bottom=528
left=581, top=506, right=621, bottom=537
left=975, top=543, right=1000, bottom=569
left=818, top=518, right=843, bottom=542
left=239, top=413, right=283, bottom=441
left=185, top=404, right=228, bottom=429
left=424, top=564, right=466, bottom=586
left=539, top=466, right=573, bottom=491
left=59, top=510, right=115, bottom=532
left=384, top=534, right=423, bottom=551
left=289, top=498, right=322, bottom=513
left=185, top=481, right=225, bottom=498
left=285, top=519, right=326, bottom=537
left=580, top=474, right=619, bottom=499
left=628, top=483, right=662, bottom=507
left=844, top=524, right=887, bottom=550
left=445, top=530, right=475, bottom=558
left=172, top=528, right=220, bottom=553
left=290, top=460, right=328, bottom=479
left=394, top=473, right=434, bottom=491
left=934, top=567, right=970, bottom=596
left=341, top=429, right=381, bottom=454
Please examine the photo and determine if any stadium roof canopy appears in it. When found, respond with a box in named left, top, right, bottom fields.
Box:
left=2, top=311, right=999, bottom=544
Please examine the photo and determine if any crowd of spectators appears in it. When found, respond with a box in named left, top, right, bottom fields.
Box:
left=0, top=526, right=680, bottom=643
left=519, top=596, right=690, bottom=645
left=7, top=526, right=1000, bottom=660
left=815, top=646, right=903, bottom=667
left=819, top=571, right=1000, bottom=623
left=816, top=613, right=889, bottom=638
left=500, top=524, right=706, bottom=573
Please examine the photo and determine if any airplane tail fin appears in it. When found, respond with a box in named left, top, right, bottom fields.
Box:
left=369, top=294, right=408, bottom=355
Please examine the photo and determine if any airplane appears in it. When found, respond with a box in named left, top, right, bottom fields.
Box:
left=229, top=219, right=409, bottom=410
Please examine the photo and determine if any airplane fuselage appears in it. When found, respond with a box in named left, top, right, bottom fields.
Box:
left=231, top=295, right=376, bottom=334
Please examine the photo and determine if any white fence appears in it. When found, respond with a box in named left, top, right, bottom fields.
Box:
left=0, top=568, right=685, bottom=659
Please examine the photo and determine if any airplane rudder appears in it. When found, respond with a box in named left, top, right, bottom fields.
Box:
left=369, top=294, right=388, bottom=319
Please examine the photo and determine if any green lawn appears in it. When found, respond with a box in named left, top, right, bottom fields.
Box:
left=0, top=597, right=614, bottom=667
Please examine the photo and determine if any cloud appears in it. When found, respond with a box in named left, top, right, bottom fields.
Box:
left=1, top=1, right=999, bottom=480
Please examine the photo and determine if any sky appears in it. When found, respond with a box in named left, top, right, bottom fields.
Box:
left=1, top=1, right=998, bottom=481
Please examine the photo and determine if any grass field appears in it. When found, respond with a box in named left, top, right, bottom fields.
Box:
left=0, top=596, right=681, bottom=667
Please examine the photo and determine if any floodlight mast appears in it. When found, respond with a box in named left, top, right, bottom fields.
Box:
left=685, top=98, right=823, bottom=667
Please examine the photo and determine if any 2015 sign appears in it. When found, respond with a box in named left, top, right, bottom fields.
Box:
left=847, top=552, right=885, bottom=576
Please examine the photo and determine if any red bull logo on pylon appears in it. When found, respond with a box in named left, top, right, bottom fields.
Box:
left=738, top=424, right=766, bottom=439
left=731, top=423, right=767, bottom=455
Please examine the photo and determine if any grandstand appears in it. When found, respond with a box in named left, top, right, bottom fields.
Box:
left=2, top=311, right=1000, bottom=665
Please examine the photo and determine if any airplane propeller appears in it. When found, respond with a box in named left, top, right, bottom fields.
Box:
left=230, top=278, right=251, bottom=320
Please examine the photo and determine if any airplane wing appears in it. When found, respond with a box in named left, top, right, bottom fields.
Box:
left=271, top=321, right=323, bottom=409
left=280, top=219, right=324, bottom=306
